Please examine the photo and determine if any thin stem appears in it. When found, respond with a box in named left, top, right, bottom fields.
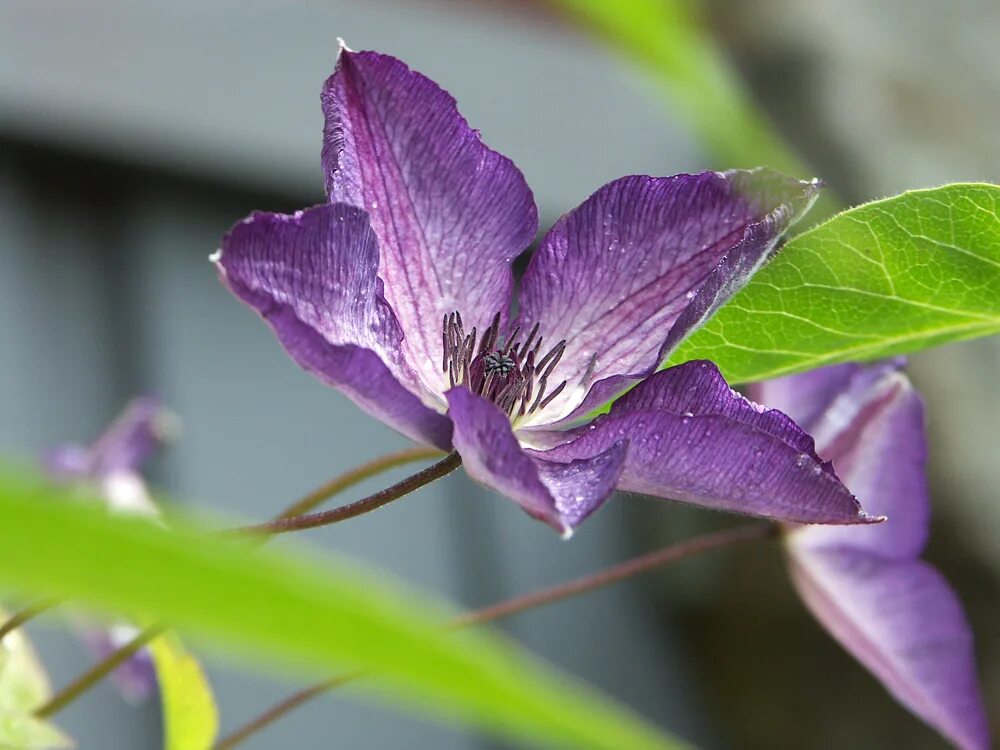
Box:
left=35, top=626, right=164, bottom=718
left=275, top=447, right=441, bottom=520
left=450, top=522, right=775, bottom=627
left=214, top=672, right=362, bottom=750
left=213, top=522, right=775, bottom=749
left=35, top=448, right=450, bottom=719
left=236, top=452, right=462, bottom=535
left=0, top=599, right=62, bottom=641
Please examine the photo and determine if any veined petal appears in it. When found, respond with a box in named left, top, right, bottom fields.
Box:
left=44, top=397, right=173, bottom=479
left=789, top=548, right=989, bottom=750
left=323, top=49, right=538, bottom=396
left=216, top=203, right=452, bottom=449
left=446, top=387, right=626, bottom=536
left=759, top=361, right=928, bottom=559
left=539, top=361, right=874, bottom=524
left=517, top=169, right=819, bottom=425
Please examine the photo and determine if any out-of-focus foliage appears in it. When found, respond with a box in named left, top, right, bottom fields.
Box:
left=671, top=184, right=1000, bottom=382
left=553, top=0, right=804, bottom=175
left=148, top=635, right=217, bottom=750
left=0, top=467, right=687, bottom=750
left=0, top=610, right=71, bottom=750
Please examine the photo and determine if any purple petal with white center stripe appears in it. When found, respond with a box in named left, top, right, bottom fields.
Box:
left=789, top=549, right=988, bottom=750
left=323, top=49, right=538, bottom=396
left=775, top=361, right=989, bottom=748
left=446, top=387, right=626, bottom=535
left=216, top=203, right=452, bottom=449
left=539, top=361, right=875, bottom=524
left=517, top=169, right=819, bottom=425
left=764, top=360, right=927, bottom=559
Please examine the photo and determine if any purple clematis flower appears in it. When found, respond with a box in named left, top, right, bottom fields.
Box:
left=45, top=397, right=175, bottom=702
left=214, top=46, right=877, bottom=536
left=751, top=361, right=989, bottom=750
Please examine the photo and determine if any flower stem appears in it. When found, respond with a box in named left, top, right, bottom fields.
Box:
left=33, top=448, right=450, bottom=719
left=235, top=451, right=462, bottom=535
left=213, top=522, right=776, bottom=749
left=214, top=672, right=363, bottom=750
left=35, top=626, right=164, bottom=718
left=0, top=599, right=62, bottom=641
left=449, top=522, right=775, bottom=627
left=274, top=447, right=442, bottom=520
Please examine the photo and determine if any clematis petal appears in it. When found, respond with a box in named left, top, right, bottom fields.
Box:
left=789, top=547, right=989, bottom=750
left=759, top=361, right=928, bottom=559
left=539, top=361, right=875, bottom=524
left=216, top=203, right=452, bottom=449
left=517, top=169, right=819, bottom=425
left=747, top=364, right=868, bottom=436
left=446, top=387, right=626, bottom=536
left=44, top=397, right=172, bottom=479
left=323, top=48, right=538, bottom=396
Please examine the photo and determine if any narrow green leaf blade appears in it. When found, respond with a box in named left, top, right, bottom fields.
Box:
left=149, top=635, right=217, bottom=750
left=670, top=184, right=1000, bottom=381
left=0, top=469, right=687, bottom=750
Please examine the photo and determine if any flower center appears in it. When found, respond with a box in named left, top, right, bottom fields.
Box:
left=441, top=311, right=567, bottom=420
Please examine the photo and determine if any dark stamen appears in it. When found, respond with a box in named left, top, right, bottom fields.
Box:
left=538, top=380, right=567, bottom=411
left=441, top=310, right=569, bottom=420
left=441, top=314, right=450, bottom=373
left=518, top=322, right=540, bottom=359
left=536, top=340, right=566, bottom=376
left=501, top=326, right=521, bottom=356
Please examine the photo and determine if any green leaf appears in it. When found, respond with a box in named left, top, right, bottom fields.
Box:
left=0, top=611, right=72, bottom=749
left=670, top=184, right=1000, bottom=382
left=148, top=635, right=217, bottom=750
left=0, top=468, right=688, bottom=750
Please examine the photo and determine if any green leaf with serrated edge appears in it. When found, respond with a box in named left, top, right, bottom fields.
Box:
left=669, top=184, right=1000, bottom=382
left=0, top=611, right=72, bottom=749
left=149, top=635, right=217, bottom=750
left=0, top=467, right=689, bottom=750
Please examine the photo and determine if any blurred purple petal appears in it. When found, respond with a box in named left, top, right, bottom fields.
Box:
left=446, top=387, right=625, bottom=535
left=44, top=397, right=172, bottom=480
left=541, top=361, right=874, bottom=524
left=790, top=549, right=988, bottom=750
left=517, top=170, right=819, bottom=424
left=216, top=203, right=452, bottom=449
left=43, top=444, right=92, bottom=479
left=44, top=404, right=167, bottom=703
left=81, top=625, right=157, bottom=703
left=323, top=49, right=538, bottom=395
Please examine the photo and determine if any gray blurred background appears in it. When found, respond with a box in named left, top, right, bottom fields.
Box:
left=0, top=0, right=996, bottom=748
